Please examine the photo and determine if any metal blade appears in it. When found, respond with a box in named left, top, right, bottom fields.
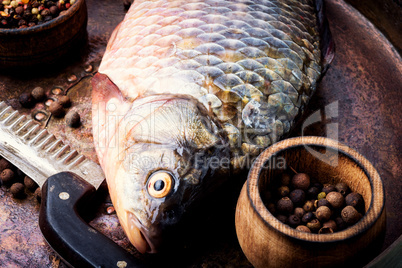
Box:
left=0, top=101, right=104, bottom=189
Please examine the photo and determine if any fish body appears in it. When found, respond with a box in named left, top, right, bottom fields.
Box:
left=92, top=0, right=333, bottom=253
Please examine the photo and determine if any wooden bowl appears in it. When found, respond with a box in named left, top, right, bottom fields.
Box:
left=235, top=136, right=386, bottom=268
left=0, top=0, right=87, bottom=68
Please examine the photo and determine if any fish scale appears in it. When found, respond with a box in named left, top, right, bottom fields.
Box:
left=100, top=0, right=321, bottom=164
left=95, top=0, right=330, bottom=253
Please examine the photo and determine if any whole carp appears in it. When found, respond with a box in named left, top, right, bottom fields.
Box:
left=92, top=0, right=334, bottom=253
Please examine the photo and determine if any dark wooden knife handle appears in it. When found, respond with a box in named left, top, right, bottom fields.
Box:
left=39, top=171, right=146, bottom=268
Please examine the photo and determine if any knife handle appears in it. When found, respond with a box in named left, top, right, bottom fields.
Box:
left=39, top=171, right=146, bottom=268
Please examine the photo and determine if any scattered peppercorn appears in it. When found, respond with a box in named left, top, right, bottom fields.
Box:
left=323, top=220, right=337, bottom=231
left=307, top=186, right=320, bottom=199
left=276, top=197, right=293, bottom=214
left=316, top=206, right=332, bottom=222
left=1, top=168, right=15, bottom=186
left=345, top=192, right=365, bottom=213
left=315, top=198, right=331, bottom=209
left=302, top=212, right=315, bottom=223
left=31, top=86, right=46, bottom=101
left=307, top=219, right=321, bottom=232
left=277, top=185, right=289, bottom=197
left=288, top=214, right=300, bottom=227
left=10, top=182, right=25, bottom=199
left=48, top=101, right=64, bottom=117
left=65, top=110, right=80, bottom=128
left=335, top=217, right=347, bottom=231
left=303, top=200, right=314, bottom=212
left=291, top=173, right=310, bottom=190
left=326, top=191, right=345, bottom=209
left=19, top=92, right=34, bottom=108
left=335, top=182, right=349, bottom=196
left=294, top=207, right=305, bottom=219
left=24, top=176, right=38, bottom=191
left=289, top=189, right=305, bottom=207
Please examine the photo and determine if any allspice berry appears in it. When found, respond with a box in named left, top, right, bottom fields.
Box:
left=303, top=200, right=314, bottom=212
left=326, top=191, right=345, bottom=209
left=49, top=101, right=65, bottom=118
left=307, top=219, right=321, bottom=232
left=276, top=214, right=287, bottom=224
left=322, top=184, right=336, bottom=194
left=335, top=182, right=349, bottom=196
left=0, top=158, right=13, bottom=171
left=294, top=207, right=305, bottom=219
left=307, top=186, right=320, bottom=199
left=345, top=192, right=365, bottom=212
left=291, top=173, right=310, bottom=190
left=24, top=176, right=38, bottom=191
left=1, top=168, right=15, bottom=186
left=65, top=111, right=80, bottom=128
left=19, top=92, right=34, bottom=108
left=288, top=215, right=301, bottom=227
left=315, top=198, right=331, bottom=209
left=10, top=183, right=25, bottom=199
left=289, top=189, right=305, bottom=207
left=277, top=185, right=290, bottom=197
left=341, top=206, right=362, bottom=225
left=302, top=212, right=315, bottom=223
left=296, top=225, right=311, bottom=233
left=276, top=197, right=294, bottom=214
left=316, top=206, right=332, bottom=222
left=267, top=203, right=276, bottom=214
left=323, top=220, right=337, bottom=231
left=335, top=217, right=347, bottom=231
left=31, top=87, right=46, bottom=102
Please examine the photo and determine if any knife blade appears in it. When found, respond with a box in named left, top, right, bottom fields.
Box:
left=0, top=101, right=145, bottom=268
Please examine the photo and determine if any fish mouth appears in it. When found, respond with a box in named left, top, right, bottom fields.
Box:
left=126, top=212, right=157, bottom=254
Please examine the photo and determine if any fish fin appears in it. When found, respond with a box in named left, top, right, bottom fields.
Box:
left=316, top=0, right=335, bottom=73
left=91, top=73, right=131, bottom=167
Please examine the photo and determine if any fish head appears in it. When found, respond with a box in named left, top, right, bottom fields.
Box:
left=108, top=95, right=230, bottom=253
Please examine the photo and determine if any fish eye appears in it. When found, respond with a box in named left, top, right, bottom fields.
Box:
left=147, top=171, right=174, bottom=198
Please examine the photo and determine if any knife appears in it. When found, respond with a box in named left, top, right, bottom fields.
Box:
left=0, top=101, right=145, bottom=268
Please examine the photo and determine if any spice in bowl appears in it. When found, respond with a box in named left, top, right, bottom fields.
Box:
left=263, top=171, right=365, bottom=234
left=0, top=0, right=76, bottom=29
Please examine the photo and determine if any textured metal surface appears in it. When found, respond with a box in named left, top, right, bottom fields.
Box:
left=0, top=0, right=400, bottom=267
left=0, top=102, right=105, bottom=189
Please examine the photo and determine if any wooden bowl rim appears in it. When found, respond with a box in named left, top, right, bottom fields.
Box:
left=247, top=136, right=385, bottom=243
left=0, top=0, right=84, bottom=36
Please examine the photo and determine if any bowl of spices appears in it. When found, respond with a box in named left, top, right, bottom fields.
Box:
left=0, top=0, right=87, bottom=68
left=235, top=136, right=385, bottom=268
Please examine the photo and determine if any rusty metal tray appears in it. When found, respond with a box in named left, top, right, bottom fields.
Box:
left=0, top=0, right=401, bottom=267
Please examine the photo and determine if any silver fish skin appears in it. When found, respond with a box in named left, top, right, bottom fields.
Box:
left=92, top=0, right=331, bottom=253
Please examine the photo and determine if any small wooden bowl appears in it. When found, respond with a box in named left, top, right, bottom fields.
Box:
left=235, top=136, right=386, bottom=268
left=0, top=0, right=87, bottom=68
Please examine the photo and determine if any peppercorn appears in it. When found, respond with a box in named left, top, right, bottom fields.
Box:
left=276, top=214, right=287, bottom=224
left=335, top=217, right=347, bottom=231
left=15, top=6, right=23, bottom=14
left=323, top=220, right=337, bottom=231
left=317, top=191, right=326, bottom=200
left=10, top=182, right=25, bottom=199
left=335, top=182, right=349, bottom=196
left=291, top=173, right=310, bottom=190
left=296, top=225, right=311, bottom=233
left=307, top=186, right=320, bottom=199
left=345, top=192, right=365, bottom=212
left=341, top=206, right=362, bottom=225
left=276, top=197, right=293, bottom=214
left=277, top=185, right=289, bottom=197
left=24, top=176, right=38, bottom=191
left=19, top=92, right=34, bottom=108
left=49, top=5, right=58, bottom=15
left=289, top=189, right=305, bottom=207
left=326, top=191, right=345, bottom=209
left=302, top=212, right=315, bottom=223
left=1, top=169, right=15, bottom=186
left=315, top=198, right=331, bottom=209
left=303, top=200, right=314, bottom=212
left=0, top=158, right=13, bottom=172
left=31, top=7, right=39, bottom=15
left=40, top=8, right=50, bottom=16
left=280, top=173, right=291, bottom=186
left=288, top=215, right=300, bottom=227
left=316, top=206, right=332, bottom=222
left=32, top=86, right=46, bottom=101
left=318, top=227, right=333, bottom=234
left=48, top=101, right=64, bottom=117
left=65, top=111, right=80, bottom=128
left=307, top=219, right=321, bottom=232
left=322, top=184, right=336, bottom=194
left=35, top=187, right=41, bottom=202
left=267, top=203, right=276, bottom=214
left=294, top=207, right=305, bottom=219
left=58, top=95, right=71, bottom=108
